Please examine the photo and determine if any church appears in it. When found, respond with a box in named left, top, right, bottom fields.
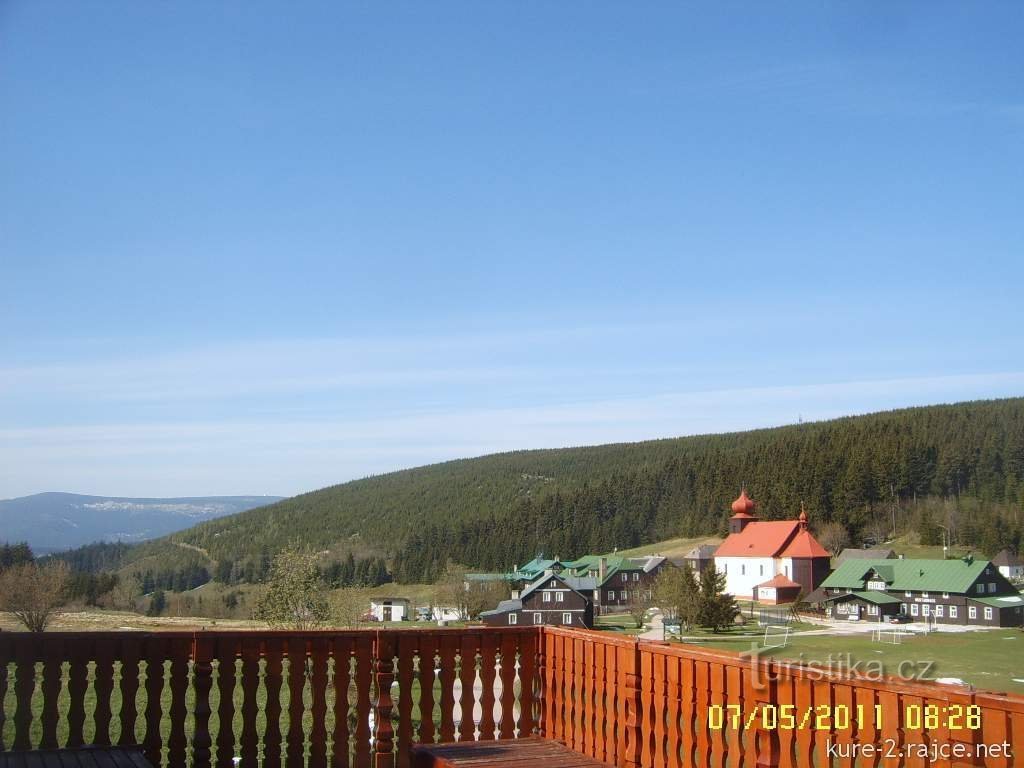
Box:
left=713, top=490, right=831, bottom=603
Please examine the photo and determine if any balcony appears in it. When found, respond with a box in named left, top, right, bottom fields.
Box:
left=1, top=626, right=1022, bottom=767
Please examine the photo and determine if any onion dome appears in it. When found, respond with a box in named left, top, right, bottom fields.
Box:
left=730, top=489, right=756, bottom=516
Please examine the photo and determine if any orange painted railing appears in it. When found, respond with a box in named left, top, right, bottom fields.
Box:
left=2, top=626, right=1023, bottom=767
left=541, top=627, right=1024, bottom=768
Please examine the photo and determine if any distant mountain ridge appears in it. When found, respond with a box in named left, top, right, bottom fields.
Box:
left=114, top=397, right=1024, bottom=586
left=0, top=492, right=284, bottom=553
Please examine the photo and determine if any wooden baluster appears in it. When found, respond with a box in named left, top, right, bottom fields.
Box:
left=285, top=637, right=306, bottom=766
left=519, top=630, right=538, bottom=737
left=353, top=635, right=373, bottom=768
left=331, top=637, right=352, bottom=767
left=583, top=637, right=597, bottom=760
left=833, top=683, right=856, bottom=768
left=239, top=640, right=261, bottom=768
left=497, top=633, right=517, bottom=739
left=263, top=638, right=284, bottom=768
left=773, top=673, right=797, bottom=768
left=563, top=634, right=576, bottom=749
left=812, top=679, right=835, bottom=767
left=708, top=663, right=726, bottom=768
left=598, top=638, right=614, bottom=765
left=477, top=633, right=498, bottom=740
left=665, top=654, right=682, bottom=768
left=751, top=660, right=780, bottom=768
left=12, top=637, right=37, bottom=750
left=142, top=638, right=167, bottom=766
left=651, top=650, right=668, bottom=768
left=1007, top=700, right=1024, bottom=767
left=725, top=664, right=742, bottom=768
left=39, top=637, right=63, bottom=749
left=191, top=636, right=215, bottom=767
left=620, top=639, right=642, bottom=768
left=903, top=690, right=927, bottom=768
left=373, top=632, right=396, bottom=768
left=66, top=639, right=89, bottom=749
left=166, top=640, right=190, bottom=767
left=118, top=638, right=141, bottom=748
left=573, top=635, right=586, bottom=755
left=639, top=645, right=654, bottom=768
left=416, top=638, right=437, bottom=746
left=457, top=633, right=476, bottom=741
left=920, top=693, right=952, bottom=768
left=678, top=655, right=695, bottom=768
left=693, top=660, right=711, bottom=768
left=395, top=635, right=417, bottom=761
left=215, top=637, right=239, bottom=768
left=93, top=638, right=116, bottom=746
left=437, top=635, right=458, bottom=742
left=542, top=630, right=558, bottom=742
left=792, top=672, right=814, bottom=768
left=0, top=636, right=9, bottom=752
left=976, top=693, right=1011, bottom=768
left=309, top=638, right=330, bottom=768
left=593, top=640, right=608, bottom=763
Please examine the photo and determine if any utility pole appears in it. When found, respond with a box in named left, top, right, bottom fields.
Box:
left=890, top=483, right=897, bottom=540
left=937, top=524, right=949, bottom=559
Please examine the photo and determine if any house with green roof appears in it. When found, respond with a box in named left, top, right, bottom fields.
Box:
left=472, top=553, right=673, bottom=616
left=817, top=556, right=1023, bottom=627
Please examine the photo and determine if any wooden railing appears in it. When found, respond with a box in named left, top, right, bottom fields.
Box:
left=0, top=628, right=538, bottom=767
left=2, top=626, right=1023, bottom=767
left=541, top=627, right=1024, bottom=768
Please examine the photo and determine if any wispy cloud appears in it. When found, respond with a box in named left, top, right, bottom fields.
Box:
left=2, top=371, right=1021, bottom=498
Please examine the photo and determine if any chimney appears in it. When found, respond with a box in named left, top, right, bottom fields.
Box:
left=599, top=557, right=607, bottom=582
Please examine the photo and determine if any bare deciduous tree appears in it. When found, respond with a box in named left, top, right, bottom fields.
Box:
left=332, top=587, right=368, bottom=627
left=0, top=561, right=70, bottom=632
left=816, top=521, right=851, bottom=558
left=254, top=545, right=330, bottom=630
left=434, top=562, right=509, bottom=621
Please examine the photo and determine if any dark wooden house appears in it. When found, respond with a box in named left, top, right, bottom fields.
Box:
left=480, top=572, right=594, bottom=628
left=818, top=556, right=1024, bottom=627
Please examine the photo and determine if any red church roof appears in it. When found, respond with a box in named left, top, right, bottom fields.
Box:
left=715, top=513, right=830, bottom=560
left=779, top=528, right=831, bottom=559
left=714, top=521, right=803, bottom=558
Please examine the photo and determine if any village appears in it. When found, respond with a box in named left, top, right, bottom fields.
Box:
left=369, top=491, right=1023, bottom=631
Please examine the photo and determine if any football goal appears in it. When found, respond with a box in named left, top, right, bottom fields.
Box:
left=762, top=624, right=791, bottom=649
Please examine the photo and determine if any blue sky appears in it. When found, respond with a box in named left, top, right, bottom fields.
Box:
left=2, top=2, right=1022, bottom=498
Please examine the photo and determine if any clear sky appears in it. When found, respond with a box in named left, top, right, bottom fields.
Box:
left=2, top=2, right=1022, bottom=499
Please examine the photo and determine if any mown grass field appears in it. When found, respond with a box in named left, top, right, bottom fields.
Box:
left=692, top=626, right=1024, bottom=695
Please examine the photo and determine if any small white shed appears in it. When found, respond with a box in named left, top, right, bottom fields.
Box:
left=369, top=597, right=410, bottom=622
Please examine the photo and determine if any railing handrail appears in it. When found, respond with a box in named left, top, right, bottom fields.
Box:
left=2, top=625, right=1023, bottom=767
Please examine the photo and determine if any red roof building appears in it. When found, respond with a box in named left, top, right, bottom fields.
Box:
left=714, top=494, right=831, bottom=602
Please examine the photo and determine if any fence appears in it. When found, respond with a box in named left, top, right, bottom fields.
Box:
left=3, top=626, right=1024, bottom=767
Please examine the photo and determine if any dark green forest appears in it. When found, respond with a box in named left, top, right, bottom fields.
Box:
left=54, top=398, right=1024, bottom=587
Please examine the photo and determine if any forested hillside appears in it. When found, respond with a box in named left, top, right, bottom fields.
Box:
left=80, top=397, right=1024, bottom=587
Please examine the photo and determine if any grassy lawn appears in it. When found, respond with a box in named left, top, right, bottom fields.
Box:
left=691, top=627, right=1024, bottom=695
left=593, top=614, right=646, bottom=635
left=611, top=535, right=721, bottom=560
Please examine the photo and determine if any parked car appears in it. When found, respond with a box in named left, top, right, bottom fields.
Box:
left=889, top=613, right=912, bottom=624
